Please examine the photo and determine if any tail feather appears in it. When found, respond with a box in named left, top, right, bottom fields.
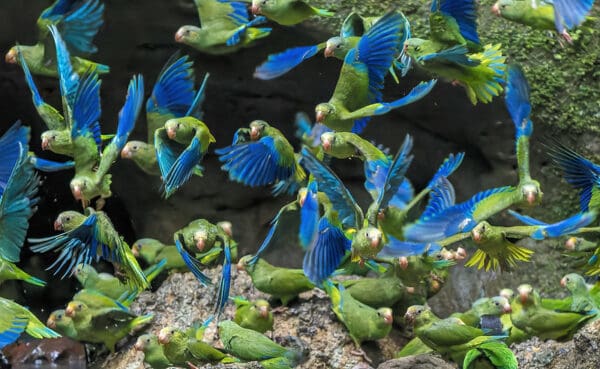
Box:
left=464, top=44, right=506, bottom=104
left=129, top=313, right=154, bottom=330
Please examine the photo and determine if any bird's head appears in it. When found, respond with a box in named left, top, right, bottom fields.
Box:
left=520, top=182, right=542, bottom=206
left=404, top=305, right=428, bottom=325
left=65, top=301, right=86, bottom=318
left=157, top=327, right=177, bottom=345
left=54, top=211, right=83, bottom=231
left=378, top=307, right=393, bottom=325
left=134, top=334, right=155, bottom=351
left=237, top=255, right=253, bottom=271
left=499, top=288, right=514, bottom=300
left=398, top=256, right=409, bottom=270
left=491, top=0, right=521, bottom=19
left=121, top=140, right=146, bottom=159
left=320, top=132, right=335, bottom=152
left=41, top=130, right=65, bottom=151
left=403, top=38, right=427, bottom=59
left=73, top=263, right=91, bottom=280
left=365, top=227, right=382, bottom=249
left=560, top=273, right=583, bottom=291
left=217, top=221, right=233, bottom=238
left=517, top=284, right=533, bottom=304
left=4, top=47, right=17, bottom=64
left=251, top=0, right=271, bottom=15
left=315, top=103, right=334, bottom=124
left=70, top=177, right=91, bottom=202
left=491, top=296, right=512, bottom=314
left=564, top=237, right=580, bottom=251
left=174, top=26, right=200, bottom=44
left=47, top=309, right=67, bottom=329
left=254, top=299, right=271, bottom=319
left=471, top=221, right=490, bottom=243
left=165, top=119, right=184, bottom=140
left=324, top=36, right=345, bottom=58
left=194, top=230, right=209, bottom=251
left=249, top=120, right=269, bottom=140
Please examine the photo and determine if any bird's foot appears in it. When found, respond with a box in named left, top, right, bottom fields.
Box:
left=560, top=30, right=573, bottom=45
left=95, top=198, right=106, bottom=211
left=350, top=347, right=373, bottom=364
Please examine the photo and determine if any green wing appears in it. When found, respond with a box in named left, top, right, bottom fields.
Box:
left=195, top=0, right=244, bottom=30
left=419, top=319, right=484, bottom=347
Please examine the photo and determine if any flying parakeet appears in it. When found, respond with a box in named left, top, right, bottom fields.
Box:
left=175, top=0, right=272, bottom=55
left=404, top=0, right=506, bottom=104
left=5, top=0, right=108, bottom=77
left=122, top=52, right=208, bottom=177
left=216, top=120, right=305, bottom=195
left=0, top=297, right=60, bottom=349
left=237, top=255, right=315, bottom=305
left=232, top=296, right=274, bottom=333
left=315, top=11, right=436, bottom=133
left=0, top=259, right=45, bottom=287
left=134, top=333, right=173, bottom=369
left=29, top=207, right=149, bottom=290
left=250, top=0, right=333, bottom=25
left=492, top=0, right=596, bottom=43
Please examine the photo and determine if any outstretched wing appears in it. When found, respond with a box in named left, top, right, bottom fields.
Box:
left=195, top=0, right=250, bottom=29
left=70, top=71, right=102, bottom=173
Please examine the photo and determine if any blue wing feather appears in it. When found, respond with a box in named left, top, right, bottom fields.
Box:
left=508, top=210, right=547, bottom=226
left=17, top=47, right=45, bottom=108
left=254, top=45, right=322, bottom=80
left=302, top=217, right=351, bottom=286
left=531, top=211, right=596, bottom=240
left=432, top=0, right=480, bottom=45
left=222, top=0, right=251, bottom=25
left=553, top=0, right=594, bottom=31
left=30, top=157, right=75, bottom=172
left=186, top=73, right=210, bottom=119
left=174, top=237, right=212, bottom=286
left=378, top=237, right=442, bottom=257
left=61, top=0, right=104, bottom=54
left=0, top=316, right=28, bottom=349
left=373, top=80, right=437, bottom=115
left=41, top=0, right=77, bottom=19
left=214, top=244, right=232, bottom=317
left=147, top=53, right=195, bottom=118
left=226, top=16, right=268, bottom=46
left=376, top=135, right=414, bottom=213
left=0, top=121, right=29, bottom=193
left=426, top=152, right=465, bottom=189
left=162, top=137, right=203, bottom=198
left=71, top=71, right=102, bottom=149
left=299, top=181, right=319, bottom=249
left=112, top=75, right=144, bottom=151
left=50, top=25, right=78, bottom=110
left=505, top=65, right=532, bottom=140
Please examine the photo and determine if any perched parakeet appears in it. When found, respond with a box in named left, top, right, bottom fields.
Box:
left=155, top=116, right=215, bottom=197
left=158, top=326, right=234, bottom=365
left=451, top=296, right=511, bottom=334
left=251, top=0, right=333, bottom=25
left=315, top=11, right=436, bottom=133
left=511, top=284, right=594, bottom=340
left=176, top=218, right=237, bottom=257
left=237, top=256, right=315, bottom=305
left=175, top=0, right=271, bottom=54
left=404, top=305, right=498, bottom=364
left=66, top=300, right=153, bottom=352
left=404, top=0, right=507, bottom=104
left=324, top=280, right=393, bottom=350
left=132, top=238, right=187, bottom=270
left=498, top=288, right=530, bottom=345
left=396, top=337, right=434, bottom=357
left=73, top=260, right=166, bottom=300
left=340, top=273, right=407, bottom=309
left=218, top=320, right=304, bottom=365
left=134, top=333, right=172, bottom=369
left=216, top=120, right=305, bottom=194
left=492, top=0, right=595, bottom=43
left=29, top=208, right=149, bottom=290
left=561, top=273, right=599, bottom=313
left=0, top=122, right=41, bottom=264
left=122, top=52, right=208, bottom=177
left=46, top=309, right=77, bottom=339
left=232, top=296, right=274, bottom=333
left=254, top=11, right=411, bottom=81
left=5, top=0, right=108, bottom=77
left=504, top=64, right=542, bottom=205
left=0, top=259, right=45, bottom=287
left=0, top=297, right=60, bottom=349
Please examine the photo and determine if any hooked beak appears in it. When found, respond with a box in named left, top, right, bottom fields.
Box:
left=167, top=127, right=177, bottom=139
left=131, top=244, right=140, bottom=257
left=196, top=238, right=206, bottom=251
left=5, top=49, right=17, bottom=64
left=174, top=29, right=185, bottom=43
left=251, top=4, right=261, bottom=15
left=72, top=186, right=83, bottom=201
left=369, top=234, right=380, bottom=249
left=121, top=146, right=132, bottom=159
left=324, top=47, right=334, bottom=58
left=133, top=340, right=144, bottom=351
left=404, top=311, right=415, bottom=325
left=406, top=286, right=415, bottom=294
left=322, top=138, right=331, bottom=151
left=41, top=137, right=50, bottom=150
left=472, top=229, right=481, bottom=242
left=565, top=237, right=578, bottom=251
left=316, top=110, right=325, bottom=123
left=236, top=260, right=246, bottom=271
left=560, top=277, right=567, bottom=288
left=526, top=191, right=536, bottom=205
left=259, top=305, right=269, bottom=319
left=491, top=3, right=501, bottom=16
left=157, top=332, right=169, bottom=345
left=383, top=311, right=393, bottom=325
left=250, top=126, right=260, bottom=140
left=54, top=219, right=63, bottom=231
left=519, top=291, right=528, bottom=304
left=503, top=303, right=512, bottom=313
left=46, top=317, right=56, bottom=329
left=65, top=305, right=76, bottom=317
left=454, top=247, right=467, bottom=260
left=399, top=256, right=409, bottom=270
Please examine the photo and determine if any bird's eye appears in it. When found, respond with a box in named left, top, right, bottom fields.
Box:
left=132, top=145, right=138, bottom=150
left=336, top=44, right=341, bottom=49
left=501, top=4, right=507, bottom=8
left=495, top=301, right=500, bottom=306
left=414, top=46, right=420, bottom=52
left=57, top=314, right=62, bottom=319
left=262, top=0, right=268, bottom=4
left=52, top=135, right=57, bottom=140
left=77, top=304, right=83, bottom=310
left=65, top=216, right=71, bottom=222
left=146, top=338, right=150, bottom=343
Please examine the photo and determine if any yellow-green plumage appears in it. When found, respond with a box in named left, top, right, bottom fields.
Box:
left=233, top=297, right=274, bottom=333
left=134, top=334, right=172, bottom=369
left=0, top=297, right=60, bottom=343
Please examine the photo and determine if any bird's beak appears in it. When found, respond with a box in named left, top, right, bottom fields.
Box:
left=236, top=260, right=246, bottom=271
left=526, top=191, right=536, bottom=205
left=322, top=138, right=331, bottom=151
left=370, top=234, right=380, bottom=249
left=503, top=303, right=512, bottom=313
left=41, top=137, right=49, bottom=150
left=167, top=127, right=177, bottom=139
left=121, top=147, right=132, bottom=159
left=251, top=5, right=261, bottom=15
left=157, top=333, right=169, bottom=345
left=472, top=229, right=481, bottom=242
left=565, top=237, right=578, bottom=251
left=133, top=340, right=143, bottom=351
left=316, top=110, right=325, bottom=123
left=324, top=47, right=334, bottom=58
left=46, top=317, right=56, bottom=329
left=5, top=49, right=17, bottom=64
left=72, top=185, right=82, bottom=200
left=174, top=29, right=185, bottom=43
left=491, top=3, right=501, bottom=16
left=65, top=305, right=75, bottom=317
left=404, top=311, right=415, bottom=325
left=196, top=238, right=206, bottom=251
left=383, top=311, right=393, bottom=325
left=131, top=244, right=140, bottom=257
left=250, top=126, right=260, bottom=140
left=560, top=277, right=567, bottom=288
left=259, top=305, right=269, bottom=319
left=54, top=220, right=63, bottom=231
left=519, top=291, right=528, bottom=304
left=406, top=286, right=415, bottom=294
left=399, top=256, right=409, bottom=270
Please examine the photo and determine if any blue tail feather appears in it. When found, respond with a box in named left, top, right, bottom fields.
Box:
left=175, top=237, right=212, bottom=286
left=254, top=45, right=321, bottom=80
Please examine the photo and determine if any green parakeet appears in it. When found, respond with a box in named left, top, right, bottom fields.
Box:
left=233, top=296, right=274, bottom=333
left=176, top=218, right=238, bottom=259
left=0, top=259, right=46, bottom=287
left=403, top=0, right=506, bottom=105
left=175, top=0, right=272, bottom=55
left=46, top=309, right=77, bottom=339
left=237, top=255, right=315, bottom=305
left=396, top=337, right=434, bottom=357
left=463, top=340, right=518, bottom=369
left=324, top=280, right=393, bottom=348
left=65, top=300, right=153, bottom=352
left=158, top=326, right=234, bottom=365
left=122, top=53, right=208, bottom=177
left=340, top=273, right=407, bottom=309
left=492, top=0, right=595, bottom=43
left=510, top=284, right=594, bottom=341
left=132, top=238, right=188, bottom=271
left=451, top=296, right=512, bottom=334
left=0, top=297, right=60, bottom=348
left=29, top=208, right=149, bottom=290
left=218, top=320, right=304, bottom=365
left=251, top=0, right=333, bottom=25
left=561, top=273, right=599, bottom=313
left=5, top=0, right=108, bottom=78
left=134, top=333, right=172, bottom=369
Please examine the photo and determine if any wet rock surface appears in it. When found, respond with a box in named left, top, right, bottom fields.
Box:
left=2, top=337, right=86, bottom=368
